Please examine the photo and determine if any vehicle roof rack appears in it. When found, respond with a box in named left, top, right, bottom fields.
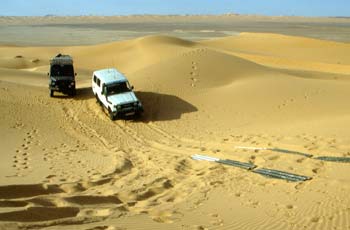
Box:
left=50, top=54, right=73, bottom=65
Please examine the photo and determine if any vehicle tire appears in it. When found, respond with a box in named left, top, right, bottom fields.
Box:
left=50, top=90, right=54, bottom=97
left=135, top=111, right=142, bottom=119
left=108, top=108, right=115, bottom=121
left=95, top=94, right=102, bottom=105
left=69, top=89, right=76, bottom=97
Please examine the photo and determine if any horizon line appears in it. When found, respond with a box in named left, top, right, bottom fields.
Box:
left=0, top=13, right=349, bottom=18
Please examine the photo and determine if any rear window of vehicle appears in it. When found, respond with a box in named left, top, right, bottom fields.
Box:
left=51, top=64, right=74, bottom=77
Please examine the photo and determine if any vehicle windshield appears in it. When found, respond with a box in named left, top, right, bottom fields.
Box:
left=106, top=82, right=131, bottom=96
left=50, top=64, right=74, bottom=77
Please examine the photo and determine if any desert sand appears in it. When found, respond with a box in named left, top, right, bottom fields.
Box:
left=0, top=16, right=350, bottom=230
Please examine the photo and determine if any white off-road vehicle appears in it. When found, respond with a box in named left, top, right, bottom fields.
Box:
left=92, top=68, right=143, bottom=120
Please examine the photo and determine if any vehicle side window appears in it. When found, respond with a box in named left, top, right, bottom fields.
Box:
left=96, top=78, right=101, bottom=87
left=93, top=75, right=97, bottom=83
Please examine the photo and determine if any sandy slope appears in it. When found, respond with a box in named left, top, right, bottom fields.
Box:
left=0, top=32, right=350, bottom=230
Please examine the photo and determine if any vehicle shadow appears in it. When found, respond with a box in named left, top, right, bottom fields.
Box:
left=135, top=91, right=198, bottom=122
left=59, top=88, right=198, bottom=122
left=75, top=87, right=94, bottom=100
left=50, top=87, right=93, bottom=100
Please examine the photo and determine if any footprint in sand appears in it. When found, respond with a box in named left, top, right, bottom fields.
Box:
left=312, top=168, right=322, bottom=174
left=190, top=61, right=199, bottom=87
left=195, top=225, right=209, bottom=230
left=268, top=155, right=280, bottom=161
left=85, top=226, right=117, bottom=230
left=11, top=121, right=24, bottom=129
left=296, top=158, right=305, bottom=163
left=309, top=216, right=320, bottom=223
left=211, top=218, right=224, bottom=226
left=31, top=58, right=40, bottom=63
left=13, top=129, right=38, bottom=176
left=209, top=212, right=224, bottom=226
left=246, top=200, right=260, bottom=208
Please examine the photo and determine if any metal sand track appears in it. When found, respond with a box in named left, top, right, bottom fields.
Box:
left=191, top=154, right=312, bottom=182
left=235, top=146, right=350, bottom=162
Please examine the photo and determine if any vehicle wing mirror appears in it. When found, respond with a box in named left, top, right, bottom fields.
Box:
left=131, top=86, right=134, bottom=90
left=47, top=73, right=49, bottom=76
left=75, top=73, right=77, bottom=76
left=102, top=87, right=106, bottom=96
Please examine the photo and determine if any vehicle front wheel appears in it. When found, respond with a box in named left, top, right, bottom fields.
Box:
left=135, top=110, right=143, bottom=119
left=69, top=89, right=76, bottom=97
left=50, top=90, right=54, bottom=97
left=108, top=108, right=116, bottom=121
left=96, top=95, right=102, bottom=105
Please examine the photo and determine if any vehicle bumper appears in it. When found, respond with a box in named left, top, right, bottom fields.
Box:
left=115, top=106, right=143, bottom=117
left=49, top=84, right=75, bottom=92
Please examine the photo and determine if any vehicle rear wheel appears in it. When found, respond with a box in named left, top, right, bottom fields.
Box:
left=50, top=90, right=54, bottom=97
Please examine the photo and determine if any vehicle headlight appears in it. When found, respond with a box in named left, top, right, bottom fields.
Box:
left=134, top=102, right=138, bottom=106
left=116, top=105, right=121, bottom=110
left=70, top=82, right=75, bottom=86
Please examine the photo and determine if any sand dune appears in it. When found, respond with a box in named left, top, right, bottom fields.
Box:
left=202, top=33, right=350, bottom=74
left=0, top=32, right=350, bottom=230
left=202, top=33, right=350, bottom=63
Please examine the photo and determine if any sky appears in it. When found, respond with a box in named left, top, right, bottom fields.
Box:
left=1, top=0, right=349, bottom=17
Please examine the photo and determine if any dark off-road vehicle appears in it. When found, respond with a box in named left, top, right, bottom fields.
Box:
left=48, top=54, right=76, bottom=97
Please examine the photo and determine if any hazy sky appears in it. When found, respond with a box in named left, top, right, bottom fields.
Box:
left=1, top=0, right=349, bottom=17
